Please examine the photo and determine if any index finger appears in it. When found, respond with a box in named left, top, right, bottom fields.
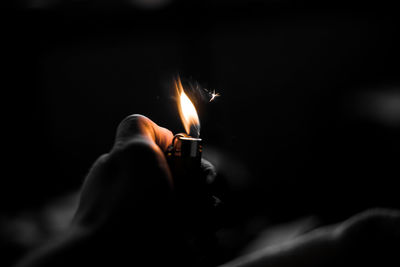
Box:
left=113, top=114, right=174, bottom=152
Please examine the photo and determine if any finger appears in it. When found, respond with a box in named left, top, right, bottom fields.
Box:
left=114, top=114, right=173, bottom=152
left=75, top=140, right=174, bottom=228
left=201, top=158, right=217, bottom=185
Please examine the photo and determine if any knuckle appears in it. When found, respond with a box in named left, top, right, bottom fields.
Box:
left=118, top=114, right=149, bottom=130
left=201, top=158, right=217, bottom=184
left=95, top=153, right=110, bottom=165
left=201, top=159, right=216, bottom=175
left=115, top=114, right=154, bottom=143
left=87, top=153, right=110, bottom=173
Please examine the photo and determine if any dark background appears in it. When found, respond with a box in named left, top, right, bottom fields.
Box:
left=2, top=0, right=400, bottom=265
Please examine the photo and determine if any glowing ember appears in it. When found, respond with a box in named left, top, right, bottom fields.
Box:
left=209, top=89, right=220, bottom=102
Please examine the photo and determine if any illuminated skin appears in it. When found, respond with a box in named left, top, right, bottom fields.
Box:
left=15, top=115, right=400, bottom=267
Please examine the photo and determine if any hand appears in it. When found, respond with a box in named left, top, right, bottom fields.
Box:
left=75, top=114, right=218, bottom=264
left=74, top=114, right=175, bottom=231
left=17, top=114, right=217, bottom=267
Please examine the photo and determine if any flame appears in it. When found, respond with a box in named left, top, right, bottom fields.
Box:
left=175, top=77, right=200, bottom=137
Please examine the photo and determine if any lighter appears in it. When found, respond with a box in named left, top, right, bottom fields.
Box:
left=165, top=77, right=222, bottom=263
left=166, top=133, right=202, bottom=186
left=166, top=77, right=214, bottom=210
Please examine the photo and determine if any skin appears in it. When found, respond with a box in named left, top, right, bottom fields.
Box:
left=15, top=114, right=400, bottom=267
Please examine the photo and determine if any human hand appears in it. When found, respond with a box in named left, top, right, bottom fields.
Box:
left=16, top=114, right=218, bottom=267
left=72, top=114, right=217, bottom=265
left=73, top=114, right=175, bottom=230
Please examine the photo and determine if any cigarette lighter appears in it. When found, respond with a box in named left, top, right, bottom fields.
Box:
left=166, top=133, right=219, bottom=222
left=166, top=77, right=223, bottom=263
left=166, top=132, right=222, bottom=265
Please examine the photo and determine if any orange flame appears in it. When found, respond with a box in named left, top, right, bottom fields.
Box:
left=174, top=77, right=200, bottom=137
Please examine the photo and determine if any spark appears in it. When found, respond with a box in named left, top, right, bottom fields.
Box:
left=208, top=89, right=220, bottom=102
